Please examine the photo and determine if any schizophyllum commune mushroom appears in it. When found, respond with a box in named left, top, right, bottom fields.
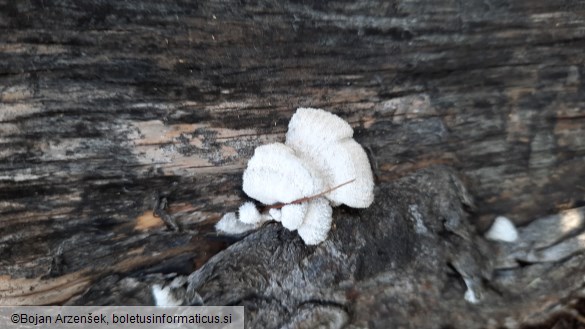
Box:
left=216, top=108, right=375, bottom=245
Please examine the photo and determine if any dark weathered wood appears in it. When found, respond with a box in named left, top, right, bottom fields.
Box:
left=0, top=0, right=584, bottom=327
left=179, top=169, right=585, bottom=329
left=65, top=168, right=585, bottom=329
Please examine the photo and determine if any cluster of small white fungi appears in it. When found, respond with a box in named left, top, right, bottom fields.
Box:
left=215, top=108, right=375, bottom=245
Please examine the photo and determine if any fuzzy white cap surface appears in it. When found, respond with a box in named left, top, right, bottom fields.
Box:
left=285, top=108, right=374, bottom=208
left=316, top=139, right=374, bottom=208
left=286, top=107, right=353, bottom=144
left=297, top=198, right=333, bottom=245
left=238, top=201, right=262, bottom=224
left=280, top=203, right=308, bottom=230
left=215, top=212, right=258, bottom=235
left=243, top=143, right=323, bottom=205
left=220, top=107, right=376, bottom=245
left=485, top=216, right=518, bottom=242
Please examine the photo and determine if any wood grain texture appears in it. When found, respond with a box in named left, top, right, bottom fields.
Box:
left=0, top=0, right=584, bottom=322
left=65, top=168, right=585, bottom=329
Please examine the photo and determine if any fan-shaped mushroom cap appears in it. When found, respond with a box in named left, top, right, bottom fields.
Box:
left=286, top=107, right=353, bottom=145
left=242, top=143, right=324, bottom=205
left=215, top=212, right=258, bottom=235
left=317, top=139, right=374, bottom=208
left=217, top=108, right=375, bottom=245
left=297, top=198, right=333, bottom=245
left=285, top=108, right=374, bottom=208
left=280, top=203, right=308, bottom=231
left=238, top=201, right=262, bottom=224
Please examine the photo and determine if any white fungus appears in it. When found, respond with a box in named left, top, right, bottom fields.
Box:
left=297, top=198, right=334, bottom=245
left=243, top=143, right=323, bottom=205
left=286, top=107, right=353, bottom=144
left=485, top=216, right=518, bottom=242
left=215, top=107, right=375, bottom=245
left=464, top=286, right=480, bottom=304
left=238, top=201, right=262, bottom=224
left=152, top=284, right=182, bottom=306
left=286, top=108, right=374, bottom=208
left=280, top=203, right=308, bottom=230
left=215, top=212, right=260, bottom=235
left=269, top=208, right=282, bottom=222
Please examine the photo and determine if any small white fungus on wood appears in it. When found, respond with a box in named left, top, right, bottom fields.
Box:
left=243, top=143, right=323, bottom=205
left=216, top=212, right=260, bottom=235
left=215, top=107, right=375, bottom=245
left=485, top=216, right=518, bottom=242
left=280, top=203, right=308, bottom=231
left=297, top=198, right=334, bottom=245
left=152, top=284, right=182, bottom=306
left=286, top=108, right=375, bottom=208
left=238, top=201, right=262, bottom=224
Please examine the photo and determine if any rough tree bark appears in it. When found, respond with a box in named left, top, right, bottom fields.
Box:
left=1, top=1, right=584, bottom=328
